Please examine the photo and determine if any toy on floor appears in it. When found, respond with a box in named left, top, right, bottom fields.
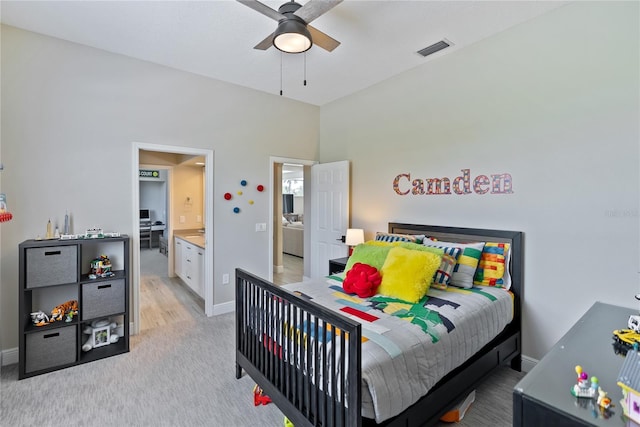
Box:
left=49, top=299, right=78, bottom=323
left=82, top=319, right=120, bottom=352
left=253, top=385, right=272, bottom=406
left=30, top=310, right=50, bottom=326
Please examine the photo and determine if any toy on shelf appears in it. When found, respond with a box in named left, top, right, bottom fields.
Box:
left=85, top=227, right=104, bottom=239
left=82, top=319, right=120, bottom=352
left=0, top=193, right=13, bottom=223
left=30, top=311, right=50, bottom=326
left=571, top=365, right=598, bottom=399
left=89, top=255, right=114, bottom=279
left=49, top=299, right=78, bottom=323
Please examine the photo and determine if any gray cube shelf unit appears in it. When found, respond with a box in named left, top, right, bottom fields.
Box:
left=18, top=236, right=130, bottom=379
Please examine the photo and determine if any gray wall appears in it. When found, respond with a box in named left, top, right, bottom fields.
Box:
left=1, top=1, right=638, bottom=364
left=319, top=2, right=639, bottom=361
left=0, top=25, right=319, bottom=352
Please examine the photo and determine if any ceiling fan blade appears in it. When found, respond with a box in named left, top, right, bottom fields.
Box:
left=237, top=0, right=284, bottom=21
left=254, top=33, right=275, bottom=50
left=294, top=0, right=343, bottom=24
left=307, top=25, right=340, bottom=52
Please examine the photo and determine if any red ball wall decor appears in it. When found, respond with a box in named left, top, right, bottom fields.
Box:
left=256, top=184, right=264, bottom=192
left=224, top=192, right=232, bottom=200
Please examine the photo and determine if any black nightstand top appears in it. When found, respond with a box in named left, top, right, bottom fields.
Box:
left=328, top=257, right=349, bottom=275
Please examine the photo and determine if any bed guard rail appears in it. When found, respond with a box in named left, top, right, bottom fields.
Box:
left=235, top=269, right=362, bottom=427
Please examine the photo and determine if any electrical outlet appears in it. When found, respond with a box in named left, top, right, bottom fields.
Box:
left=196, top=215, right=202, bottom=223
left=255, top=223, right=267, bottom=232
left=179, top=216, right=186, bottom=224
left=222, top=273, right=230, bottom=284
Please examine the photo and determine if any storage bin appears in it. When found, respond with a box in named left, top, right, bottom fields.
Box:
left=25, top=325, right=77, bottom=373
left=26, top=245, right=78, bottom=288
left=82, top=279, right=125, bottom=320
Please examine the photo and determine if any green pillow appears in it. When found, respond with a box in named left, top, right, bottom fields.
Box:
left=396, top=242, right=444, bottom=256
left=345, top=244, right=392, bottom=272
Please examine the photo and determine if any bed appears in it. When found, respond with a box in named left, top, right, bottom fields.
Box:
left=236, top=223, right=523, bottom=426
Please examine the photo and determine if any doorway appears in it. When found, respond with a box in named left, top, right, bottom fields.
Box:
left=274, top=163, right=305, bottom=285
left=131, top=143, right=214, bottom=335
left=270, top=157, right=315, bottom=285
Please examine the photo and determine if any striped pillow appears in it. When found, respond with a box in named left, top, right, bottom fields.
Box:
left=375, top=232, right=425, bottom=244
left=423, top=238, right=485, bottom=289
left=473, top=242, right=511, bottom=288
left=430, top=247, right=461, bottom=290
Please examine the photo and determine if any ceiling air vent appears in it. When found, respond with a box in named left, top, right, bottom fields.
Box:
left=417, top=40, right=451, bottom=58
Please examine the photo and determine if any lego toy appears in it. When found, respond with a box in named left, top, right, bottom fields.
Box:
left=571, top=365, right=598, bottom=399
left=90, top=255, right=114, bottom=278
left=618, top=348, right=640, bottom=423
left=253, top=385, right=272, bottom=406
left=30, top=310, right=50, bottom=326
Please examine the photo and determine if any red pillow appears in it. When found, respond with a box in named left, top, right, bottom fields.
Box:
left=343, top=263, right=381, bottom=298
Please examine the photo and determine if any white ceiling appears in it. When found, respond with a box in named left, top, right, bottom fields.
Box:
left=0, top=0, right=568, bottom=106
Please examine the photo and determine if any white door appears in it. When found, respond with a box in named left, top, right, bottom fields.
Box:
left=310, top=161, right=350, bottom=278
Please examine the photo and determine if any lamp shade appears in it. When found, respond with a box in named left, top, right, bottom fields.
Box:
left=345, top=228, right=365, bottom=246
left=273, top=17, right=312, bottom=53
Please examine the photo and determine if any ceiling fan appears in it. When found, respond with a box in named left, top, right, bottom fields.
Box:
left=237, top=0, right=343, bottom=53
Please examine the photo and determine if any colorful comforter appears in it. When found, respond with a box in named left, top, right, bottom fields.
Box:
left=283, top=274, right=514, bottom=423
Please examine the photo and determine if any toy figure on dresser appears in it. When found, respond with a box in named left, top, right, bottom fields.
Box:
left=571, top=365, right=599, bottom=398
left=89, top=255, right=114, bottom=279
left=617, top=346, right=640, bottom=423
left=49, top=299, right=78, bottom=323
left=612, top=299, right=640, bottom=354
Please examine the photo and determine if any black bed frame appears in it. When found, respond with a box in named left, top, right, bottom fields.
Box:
left=236, top=223, right=523, bottom=427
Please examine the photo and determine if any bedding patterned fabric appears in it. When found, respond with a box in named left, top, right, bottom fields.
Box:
left=283, top=274, right=513, bottom=423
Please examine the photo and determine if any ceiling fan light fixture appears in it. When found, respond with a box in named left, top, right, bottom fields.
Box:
left=273, top=17, right=312, bottom=53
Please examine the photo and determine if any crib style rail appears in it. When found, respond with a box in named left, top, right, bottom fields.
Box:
left=236, top=269, right=362, bottom=427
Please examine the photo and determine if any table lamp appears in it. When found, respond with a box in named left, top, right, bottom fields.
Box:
left=345, top=228, right=365, bottom=255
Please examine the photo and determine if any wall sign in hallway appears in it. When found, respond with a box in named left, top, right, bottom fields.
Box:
left=139, top=170, right=160, bottom=178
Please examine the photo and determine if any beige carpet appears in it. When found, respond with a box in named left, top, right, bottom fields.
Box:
left=1, top=312, right=285, bottom=426
left=1, top=247, right=524, bottom=426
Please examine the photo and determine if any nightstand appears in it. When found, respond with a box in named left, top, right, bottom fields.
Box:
left=328, top=257, right=349, bottom=275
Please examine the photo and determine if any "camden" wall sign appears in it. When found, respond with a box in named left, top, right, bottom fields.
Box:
left=393, top=169, right=513, bottom=196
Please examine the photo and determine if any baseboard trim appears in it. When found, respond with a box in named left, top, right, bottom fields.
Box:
left=213, top=300, right=234, bottom=316
left=521, top=355, right=538, bottom=373
left=1, top=347, right=18, bottom=366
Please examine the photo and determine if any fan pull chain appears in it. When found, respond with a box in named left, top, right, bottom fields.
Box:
left=304, top=52, right=307, bottom=86
left=280, top=52, right=283, bottom=96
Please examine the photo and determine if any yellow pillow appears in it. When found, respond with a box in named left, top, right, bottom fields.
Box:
left=378, top=247, right=442, bottom=303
